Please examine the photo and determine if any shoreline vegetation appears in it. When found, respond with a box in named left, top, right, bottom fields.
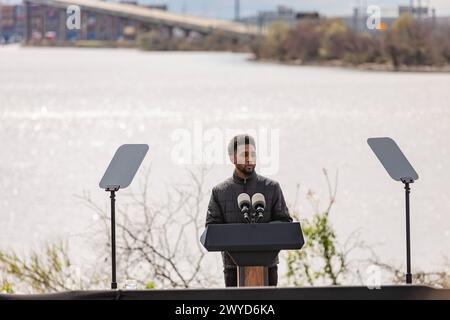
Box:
left=2, top=168, right=449, bottom=293
left=250, top=14, right=450, bottom=73
left=17, top=13, right=450, bottom=72
left=250, top=57, right=450, bottom=73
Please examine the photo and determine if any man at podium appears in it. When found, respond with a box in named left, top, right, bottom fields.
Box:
left=205, top=134, right=293, bottom=287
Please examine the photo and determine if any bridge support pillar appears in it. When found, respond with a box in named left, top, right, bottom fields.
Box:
left=58, top=8, right=65, bottom=43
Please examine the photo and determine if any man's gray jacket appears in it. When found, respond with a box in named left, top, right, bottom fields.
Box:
left=205, top=170, right=293, bottom=268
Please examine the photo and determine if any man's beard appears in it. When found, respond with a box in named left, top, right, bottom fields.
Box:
left=237, top=164, right=255, bottom=176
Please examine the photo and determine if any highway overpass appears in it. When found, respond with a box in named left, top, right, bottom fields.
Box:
left=25, top=0, right=261, bottom=43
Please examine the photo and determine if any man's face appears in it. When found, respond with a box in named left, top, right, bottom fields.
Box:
left=232, top=144, right=256, bottom=175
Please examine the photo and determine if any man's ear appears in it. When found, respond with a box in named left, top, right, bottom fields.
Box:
left=229, top=154, right=236, bottom=165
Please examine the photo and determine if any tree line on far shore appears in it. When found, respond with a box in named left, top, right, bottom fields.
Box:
left=136, top=13, right=450, bottom=70
left=33, top=13, right=450, bottom=70
left=251, top=14, right=450, bottom=70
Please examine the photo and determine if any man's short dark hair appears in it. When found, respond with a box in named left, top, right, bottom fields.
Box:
left=227, top=134, right=256, bottom=157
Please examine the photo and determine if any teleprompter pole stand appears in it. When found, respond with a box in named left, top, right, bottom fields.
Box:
left=367, top=137, right=419, bottom=285
left=99, top=144, right=149, bottom=290
left=107, top=185, right=120, bottom=290
left=402, top=177, right=413, bottom=284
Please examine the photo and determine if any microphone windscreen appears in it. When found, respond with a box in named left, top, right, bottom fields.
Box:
left=251, top=193, right=266, bottom=209
left=237, top=193, right=251, bottom=208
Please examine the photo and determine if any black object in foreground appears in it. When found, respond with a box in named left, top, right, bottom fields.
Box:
left=1, top=285, right=449, bottom=300
left=99, top=144, right=149, bottom=290
left=368, top=137, right=418, bottom=285
left=200, top=222, right=304, bottom=286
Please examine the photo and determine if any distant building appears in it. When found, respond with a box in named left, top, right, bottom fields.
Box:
left=239, top=5, right=319, bottom=32
left=0, top=4, right=25, bottom=43
left=341, top=3, right=439, bottom=34
left=398, top=5, right=430, bottom=18
left=0, top=0, right=172, bottom=45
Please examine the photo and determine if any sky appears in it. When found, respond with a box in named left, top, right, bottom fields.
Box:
left=142, top=0, right=450, bottom=19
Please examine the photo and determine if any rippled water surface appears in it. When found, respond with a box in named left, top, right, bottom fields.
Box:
left=1, top=46, right=450, bottom=273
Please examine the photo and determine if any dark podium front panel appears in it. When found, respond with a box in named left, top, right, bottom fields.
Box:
left=200, top=222, right=304, bottom=266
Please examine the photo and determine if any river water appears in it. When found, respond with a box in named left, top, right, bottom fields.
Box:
left=1, top=46, right=450, bottom=281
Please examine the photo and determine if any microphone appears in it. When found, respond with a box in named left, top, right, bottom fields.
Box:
left=237, top=193, right=251, bottom=223
left=251, top=193, right=265, bottom=223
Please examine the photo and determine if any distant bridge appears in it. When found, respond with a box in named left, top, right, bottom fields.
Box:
left=25, top=0, right=261, bottom=43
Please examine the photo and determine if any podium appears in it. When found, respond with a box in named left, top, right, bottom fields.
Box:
left=200, top=222, right=304, bottom=287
